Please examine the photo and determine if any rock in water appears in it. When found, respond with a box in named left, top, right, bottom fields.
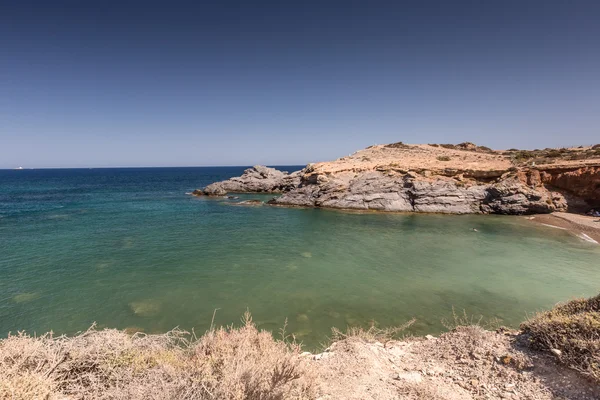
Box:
left=234, top=199, right=263, bottom=206
left=200, top=166, right=302, bottom=196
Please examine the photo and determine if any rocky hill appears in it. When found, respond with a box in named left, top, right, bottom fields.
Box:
left=194, top=143, right=600, bottom=215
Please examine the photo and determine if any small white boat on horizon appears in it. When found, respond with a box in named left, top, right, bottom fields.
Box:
left=14, top=166, right=24, bottom=170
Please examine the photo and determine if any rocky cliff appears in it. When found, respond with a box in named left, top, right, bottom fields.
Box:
left=195, top=143, right=600, bottom=215
left=540, top=166, right=600, bottom=208
left=272, top=167, right=568, bottom=214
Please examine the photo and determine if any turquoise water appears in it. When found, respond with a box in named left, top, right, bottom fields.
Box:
left=1, top=167, right=599, bottom=349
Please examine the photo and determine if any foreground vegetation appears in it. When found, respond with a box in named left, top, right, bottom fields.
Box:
left=521, top=293, right=600, bottom=383
left=2, top=295, right=599, bottom=399
left=0, top=312, right=316, bottom=400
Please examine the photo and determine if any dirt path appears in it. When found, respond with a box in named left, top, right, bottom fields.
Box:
left=310, top=327, right=600, bottom=399
left=529, top=212, right=600, bottom=244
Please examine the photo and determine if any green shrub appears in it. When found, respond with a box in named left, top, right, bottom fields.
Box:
left=512, top=151, right=535, bottom=162
left=544, top=149, right=563, bottom=158
left=385, top=141, right=409, bottom=149
left=439, top=144, right=456, bottom=150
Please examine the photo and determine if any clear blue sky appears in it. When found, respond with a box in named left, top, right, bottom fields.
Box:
left=1, top=1, right=599, bottom=168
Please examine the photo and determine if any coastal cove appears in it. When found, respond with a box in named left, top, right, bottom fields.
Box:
left=1, top=167, right=599, bottom=349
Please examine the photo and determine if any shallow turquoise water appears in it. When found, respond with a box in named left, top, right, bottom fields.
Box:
left=1, top=167, right=599, bottom=349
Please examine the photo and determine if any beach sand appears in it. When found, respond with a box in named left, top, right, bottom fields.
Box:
left=530, top=212, right=600, bottom=244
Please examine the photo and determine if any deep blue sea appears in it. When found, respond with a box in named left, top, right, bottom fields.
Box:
left=1, top=167, right=599, bottom=348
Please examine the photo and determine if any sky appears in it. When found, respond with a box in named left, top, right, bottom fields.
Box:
left=1, top=1, right=599, bottom=168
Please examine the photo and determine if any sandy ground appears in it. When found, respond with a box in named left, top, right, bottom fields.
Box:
left=529, top=212, right=600, bottom=244
left=310, top=326, right=600, bottom=400
left=312, top=144, right=512, bottom=175
left=310, top=144, right=600, bottom=176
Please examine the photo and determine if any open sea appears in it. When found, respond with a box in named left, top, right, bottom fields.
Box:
left=1, top=167, right=599, bottom=348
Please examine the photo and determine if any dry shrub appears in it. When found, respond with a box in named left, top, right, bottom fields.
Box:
left=330, top=318, right=415, bottom=343
left=193, top=312, right=315, bottom=400
left=0, top=313, right=317, bottom=400
left=441, top=307, right=502, bottom=332
left=511, top=146, right=600, bottom=165
left=521, top=294, right=600, bottom=382
left=436, top=156, right=451, bottom=162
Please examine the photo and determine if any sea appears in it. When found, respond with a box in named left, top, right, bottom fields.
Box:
left=1, top=167, right=599, bottom=348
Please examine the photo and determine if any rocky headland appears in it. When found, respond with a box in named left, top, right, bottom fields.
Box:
left=194, top=142, right=600, bottom=215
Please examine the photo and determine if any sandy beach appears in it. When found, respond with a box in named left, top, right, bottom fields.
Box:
left=529, top=212, right=600, bottom=244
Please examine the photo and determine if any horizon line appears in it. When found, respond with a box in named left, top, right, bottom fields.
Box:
left=0, top=164, right=309, bottom=171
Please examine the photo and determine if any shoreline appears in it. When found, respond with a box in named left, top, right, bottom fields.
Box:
left=528, top=212, right=600, bottom=244
left=198, top=192, right=600, bottom=243
left=205, top=192, right=600, bottom=232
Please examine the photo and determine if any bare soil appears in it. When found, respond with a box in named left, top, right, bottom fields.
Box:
left=310, top=326, right=600, bottom=400
left=312, top=144, right=512, bottom=175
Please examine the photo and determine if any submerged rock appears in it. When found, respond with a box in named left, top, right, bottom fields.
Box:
left=129, top=300, right=161, bottom=317
left=13, top=292, right=40, bottom=303
left=234, top=199, right=264, bottom=206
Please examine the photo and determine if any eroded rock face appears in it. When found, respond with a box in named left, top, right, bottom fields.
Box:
left=540, top=166, right=600, bottom=208
left=481, top=175, right=565, bottom=214
left=199, top=166, right=302, bottom=196
left=271, top=170, right=566, bottom=214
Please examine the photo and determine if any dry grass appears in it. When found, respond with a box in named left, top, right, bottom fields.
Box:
left=521, top=294, right=600, bottom=383
left=0, top=312, right=317, bottom=400
left=330, top=318, right=416, bottom=343
left=441, top=307, right=503, bottom=332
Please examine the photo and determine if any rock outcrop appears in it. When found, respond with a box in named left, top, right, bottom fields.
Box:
left=195, top=143, right=600, bottom=215
left=271, top=169, right=567, bottom=214
left=540, top=166, right=600, bottom=208
left=198, top=166, right=302, bottom=196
